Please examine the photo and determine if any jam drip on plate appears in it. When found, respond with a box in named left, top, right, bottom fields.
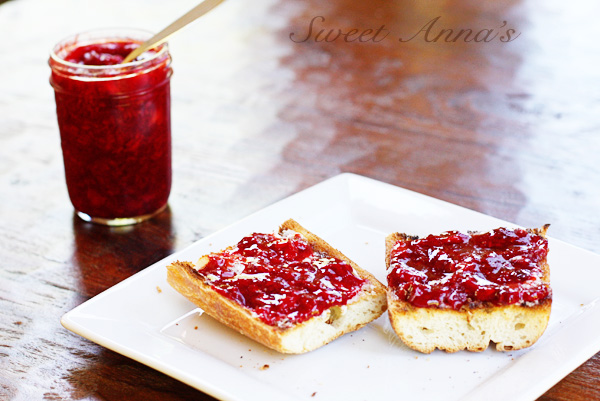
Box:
left=195, top=231, right=367, bottom=328
left=387, top=228, right=551, bottom=310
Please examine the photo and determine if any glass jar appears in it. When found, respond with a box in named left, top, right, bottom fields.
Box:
left=49, top=29, right=173, bottom=226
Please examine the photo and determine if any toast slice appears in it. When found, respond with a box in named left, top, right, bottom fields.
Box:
left=385, top=226, right=552, bottom=353
left=167, top=219, right=387, bottom=354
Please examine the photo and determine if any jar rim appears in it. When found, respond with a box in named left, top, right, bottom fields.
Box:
left=49, top=28, right=169, bottom=71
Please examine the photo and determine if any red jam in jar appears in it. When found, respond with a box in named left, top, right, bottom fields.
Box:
left=387, top=228, right=551, bottom=310
left=49, top=29, right=172, bottom=225
left=195, top=231, right=368, bottom=328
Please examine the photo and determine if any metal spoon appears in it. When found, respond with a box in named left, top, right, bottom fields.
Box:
left=122, top=0, right=225, bottom=64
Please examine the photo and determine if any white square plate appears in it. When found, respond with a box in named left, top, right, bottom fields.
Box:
left=61, top=173, right=600, bottom=401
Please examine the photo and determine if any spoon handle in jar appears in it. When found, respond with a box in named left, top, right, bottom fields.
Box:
left=122, top=0, right=225, bottom=64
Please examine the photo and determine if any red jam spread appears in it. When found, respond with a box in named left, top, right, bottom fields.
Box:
left=50, top=37, right=172, bottom=219
left=195, top=231, right=368, bottom=328
left=387, top=228, right=551, bottom=310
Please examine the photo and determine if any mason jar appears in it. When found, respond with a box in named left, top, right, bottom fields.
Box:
left=49, top=29, right=173, bottom=226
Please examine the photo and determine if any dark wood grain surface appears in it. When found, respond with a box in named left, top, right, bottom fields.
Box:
left=1, top=0, right=599, bottom=400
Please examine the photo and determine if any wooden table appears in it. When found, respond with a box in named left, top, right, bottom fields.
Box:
left=1, top=0, right=599, bottom=399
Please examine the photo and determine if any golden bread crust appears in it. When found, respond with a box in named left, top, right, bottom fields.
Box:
left=385, top=226, right=552, bottom=353
left=166, top=219, right=387, bottom=354
left=166, top=260, right=291, bottom=350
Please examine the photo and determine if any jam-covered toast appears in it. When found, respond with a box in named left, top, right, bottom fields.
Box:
left=385, top=226, right=552, bottom=353
left=167, top=219, right=387, bottom=354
